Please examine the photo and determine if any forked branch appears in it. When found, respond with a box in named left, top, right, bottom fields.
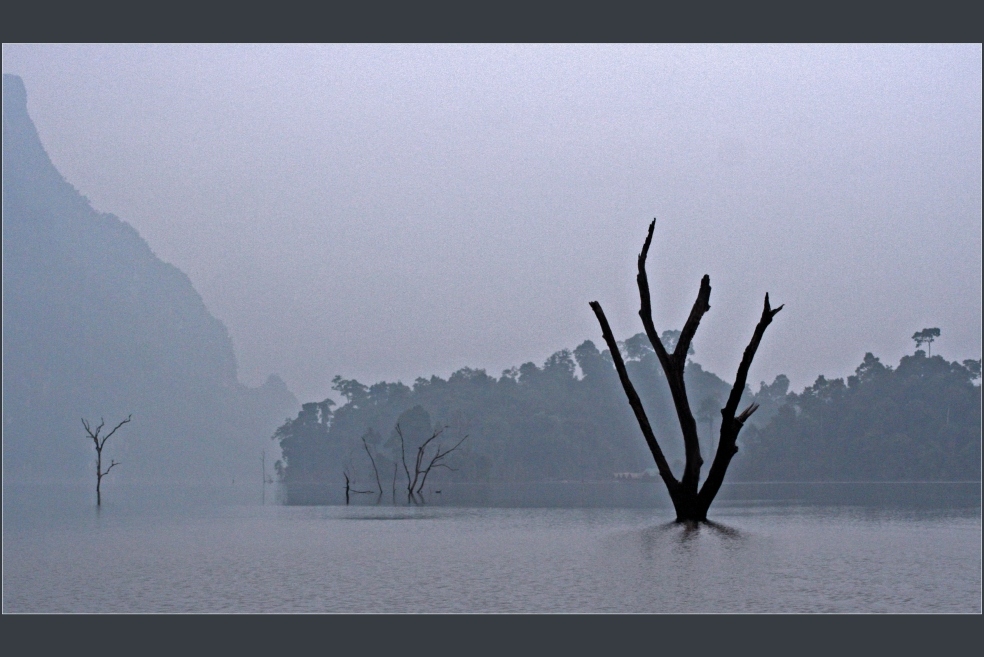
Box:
left=721, top=293, right=783, bottom=420
left=636, top=219, right=710, bottom=491
left=416, top=434, right=468, bottom=494
left=591, top=220, right=783, bottom=521
left=99, top=415, right=132, bottom=449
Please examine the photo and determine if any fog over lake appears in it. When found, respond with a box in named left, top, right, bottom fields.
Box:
left=4, top=484, right=980, bottom=613
left=2, top=45, right=980, bottom=615
left=3, top=44, right=980, bottom=403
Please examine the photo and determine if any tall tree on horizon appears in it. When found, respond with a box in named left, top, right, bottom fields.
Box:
left=912, top=328, right=941, bottom=357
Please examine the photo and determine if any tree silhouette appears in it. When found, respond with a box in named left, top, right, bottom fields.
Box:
left=396, top=424, right=467, bottom=502
left=589, top=220, right=782, bottom=522
left=912, top=328, right=941, bottom=357
left=81, top=414, right=132, bottom=506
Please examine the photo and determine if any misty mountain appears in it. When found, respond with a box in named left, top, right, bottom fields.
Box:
left=2, top=74, right=298, bottom=485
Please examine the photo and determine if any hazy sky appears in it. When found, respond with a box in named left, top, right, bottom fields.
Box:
left=3, top=44, right=981, bottom=403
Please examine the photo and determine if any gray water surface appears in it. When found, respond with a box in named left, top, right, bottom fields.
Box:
left=3, top=488, right=980, bottom=613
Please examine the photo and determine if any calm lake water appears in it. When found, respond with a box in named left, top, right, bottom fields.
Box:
left=3, top=483, right=980, bottom=613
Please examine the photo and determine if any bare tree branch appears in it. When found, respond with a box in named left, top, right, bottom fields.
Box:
left=416, top=434, right=467, bottom=494
left=698, top=293, right=783, bottom=511
left=736, top=403, right=760, bottom=424
left=402, top=426, right=449, bottom=496
left=396, top=425, right=413, bottom=495
left=341, top=470, right=374, bottom=500
left=434, top=434, right=468, bottom=460
left=635, top=220, right=672, bottom=370
left=589, top=300, right=677, bottom=491
left=362, top=436, right=383, bottom=495
left=635, top=219, right=708, bottom=492
left=98, top=414, right=132, bottom=450
left=674, top=277, right=711, bottom=366
left=722, top=294, right=783, bottom=420
left=82, top=417, right=105, bottom=448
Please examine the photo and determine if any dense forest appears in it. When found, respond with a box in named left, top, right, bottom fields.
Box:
left=732, top=350, right=981, bottom=482
left=274, top=333, right=980, bottom=493
left=275, top=331, right=788, bottom=491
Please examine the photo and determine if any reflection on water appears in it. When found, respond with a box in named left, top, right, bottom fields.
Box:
left=3, top=485, right=980, bottom=613
left=638, top=519, right=745, bottom=553
left=283, top=480, right=983, bottom=510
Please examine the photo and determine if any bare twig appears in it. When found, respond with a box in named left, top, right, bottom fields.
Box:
left=362, top=436, right=383, bottom=495
left=397, top=425, right=413, bottom=495
left=100, top=415, right=132, bottom=449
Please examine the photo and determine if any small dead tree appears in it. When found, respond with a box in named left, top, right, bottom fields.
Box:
left=396, top=424, right=467, bottom=502
left=342, top=470, right=375, bottom=505
left=342, top=434, right=386, bottom=504
left=81, top=414, right=132, bottom=506
left=590, top=220, right=782, bottom=522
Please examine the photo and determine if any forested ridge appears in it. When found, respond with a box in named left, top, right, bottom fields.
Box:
left=274, top=335, right=979, bottom=489
left=732, top=350, right=981, bottom=482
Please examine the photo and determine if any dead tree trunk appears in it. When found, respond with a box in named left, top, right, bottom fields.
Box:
left=589, top=220, right=782, bottom=522
left=82, top=414, right=131, bottom=507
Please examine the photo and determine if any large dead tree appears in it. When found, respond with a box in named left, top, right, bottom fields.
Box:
left=81, top=414, right=132, bottom=507
left=590, top=220, right=782, bottom=522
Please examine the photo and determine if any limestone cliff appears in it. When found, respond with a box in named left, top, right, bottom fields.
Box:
left=2, top=74, right=297, bottom=484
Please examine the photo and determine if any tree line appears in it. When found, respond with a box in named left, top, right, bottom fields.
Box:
left=731, top=349, right=981, bottom=482
left=273, top=331, right=783, bottom=493
left=273, top=337, right=980, bottom=495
